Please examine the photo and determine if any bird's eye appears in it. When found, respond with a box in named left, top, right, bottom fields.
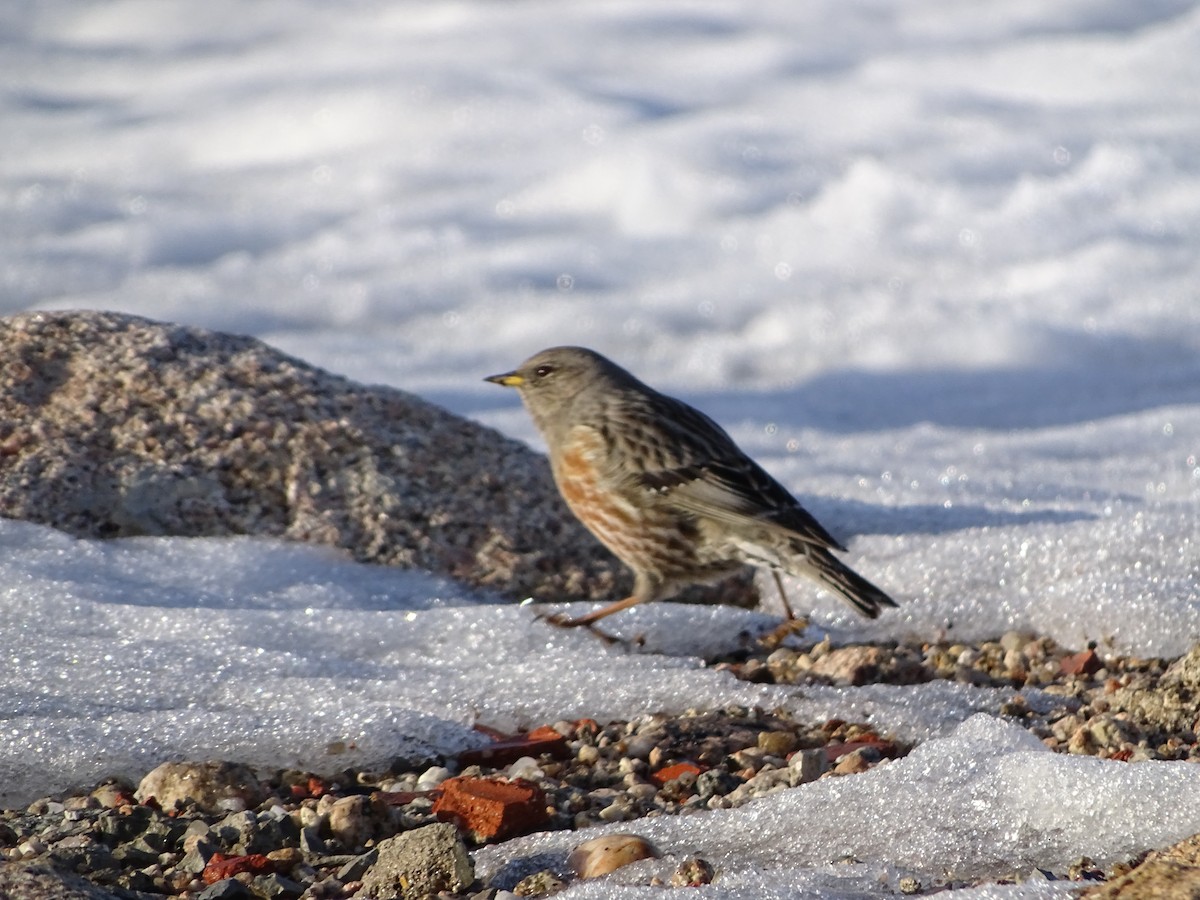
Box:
left=534, top=364, right=555, bottom=378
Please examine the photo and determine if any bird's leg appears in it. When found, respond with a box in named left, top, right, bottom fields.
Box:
left=771, top=570, right=797, bottom=620
left=538, top=577, right=657, bottom=644
left=759, top=570, right=808, bottom=649
left=539, top=593, right=646, bottom=629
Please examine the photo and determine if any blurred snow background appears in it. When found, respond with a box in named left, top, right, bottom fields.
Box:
left=2, top=1, right=1199, bottom=895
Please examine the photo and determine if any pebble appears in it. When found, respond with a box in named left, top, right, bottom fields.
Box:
left=568, top=833, right=661, bottom=878
left=1, top=635, right=1198, bottom=898
left=672, top=855, right=716, bottom=887
left=135, top=760, right=266, bottom=814
left=327, top=795, right=374, bottom=851
left=416, top=765, right=452, bottom=791
left=512, top=869, right=567, bottom=896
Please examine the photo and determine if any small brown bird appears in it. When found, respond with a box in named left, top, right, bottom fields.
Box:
left=486, top=346, right=896, bottom=630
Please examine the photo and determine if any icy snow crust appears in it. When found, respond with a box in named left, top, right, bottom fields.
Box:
left=3, top=0, right=1200, bottom=896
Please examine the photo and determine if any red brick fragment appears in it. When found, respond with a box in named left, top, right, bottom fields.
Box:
left=432, top=776, right=549, bottom=842
left=202, top=853, right=275, bottom=885
left=472, top=723, right=511, bottom=741
left=289, top=774, right=332, bottom=800
left=458, top=727, right=570, bottom=767
left=1061, top=649, right=1103, bottom=676
left=650, top=762, right=705, bottom=787
left=376, top=789, right=434, bottom=806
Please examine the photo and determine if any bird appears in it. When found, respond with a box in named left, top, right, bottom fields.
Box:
left=485, top=346, right=896, bottom=631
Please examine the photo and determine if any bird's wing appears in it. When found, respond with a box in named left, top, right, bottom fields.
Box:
left=614, top=393, right=847, bottom=552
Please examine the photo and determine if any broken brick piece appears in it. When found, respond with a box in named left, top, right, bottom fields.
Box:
left=1061, top=649, right=1104, bottom=676
left=202, top=852, right=274, bottom=885
left=457, top=729, right=569, bottom=767
left=432, top=776, right=549, bottom=842
left=650, top=762, right=705, bottom=787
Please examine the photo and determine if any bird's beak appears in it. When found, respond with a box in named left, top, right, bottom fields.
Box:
left=485, top=371, right=525, bottom=388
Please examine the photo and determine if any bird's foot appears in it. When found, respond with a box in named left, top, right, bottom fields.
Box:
left=758, top=615, right=810, bottom=650
left=534, top=609, right=643, bottom=648
left=534, top=609, right=620, bottom=644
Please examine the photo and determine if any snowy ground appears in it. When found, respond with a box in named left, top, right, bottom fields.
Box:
left=2, top=1, right=1199, bottom=895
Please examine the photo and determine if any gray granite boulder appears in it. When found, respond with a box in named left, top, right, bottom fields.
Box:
left=0, top=310, right=634, bottom=604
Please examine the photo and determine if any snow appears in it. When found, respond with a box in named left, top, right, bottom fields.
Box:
left=476, top=715, right=1200, bottom=896
left=2, top=0, right=1199, bottom=895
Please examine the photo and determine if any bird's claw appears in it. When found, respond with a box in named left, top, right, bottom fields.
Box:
left=758, top=616, right=810, bottom=650
left=533, top=609, right=627, bottom=646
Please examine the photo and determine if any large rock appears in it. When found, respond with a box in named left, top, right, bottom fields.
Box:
left=358, top=823, right=474, bottom=899
left=0, top=310, right=633, bottom=603
left=0, top=862, right=119, bottom=900
left=1109, top=643, right=1200, bottom=736
left=1081, top=831, right=1200, bottom=899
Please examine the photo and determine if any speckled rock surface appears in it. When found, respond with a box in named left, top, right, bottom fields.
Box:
left=1081, top=831, right=1200, bottom=899
left=0, top=861, right=119, bottom=899
left=135, top=761, right=267, bottom=815
left=359, top=823, right=474, bottom=900
left=0, top=310, right=684, bottom=605
left=1108, top=643, right=1200, bottom=736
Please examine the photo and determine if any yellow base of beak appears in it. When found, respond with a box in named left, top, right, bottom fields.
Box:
left=485, top=373, right=525, bottom=387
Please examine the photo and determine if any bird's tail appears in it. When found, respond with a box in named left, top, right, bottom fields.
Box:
left=793, top=546, right=898, bottom=619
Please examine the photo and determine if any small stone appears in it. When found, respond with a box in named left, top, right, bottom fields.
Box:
left=62, top=795, right=98, bottom=812
left=94, top=803, right=159, bottom=846
left=623, top=735, right=657, bottom=761
left=251, top=872, right=305, bottom=899
left=91, top=781, right=136, bottom=809
left=136, top=761, right=267, bottom=814
left=757, top=731, right=799, bottom=756
left=359, top=823, right=474, bottom=900
left=832, top=749, right=872, bottom=775
left=568, top=833, right=660, bottom=879
left=1061, top=650, right=1104, bottom=677
left=180, top=838, right=219, bottom=874
left=214, top=808, right=294, bottom=857
left=336, top=848, right=378, bottom=882
left=737, top=658, right=774, bottom=682
left=671, top=856, right=716, bottom=887
left=789, top=748, right=830, bottom=784
left=17, top=838, right=48, bottom=858
left=999, top=630, right=1030, bottom=652
left=299, top=825, right=329, bottom=855
left=512, top=869, right=567, bottom=896
left=899, top=875, right=922, bottom=894
left=808, top=646, right=884, bottom=685
left=198, top=879, right=256, bottom=900
left=416, top=766, right=452, bottom=792
left=597, top=795, right=636, bottom=823
left=505, top=756, right=545, bottom=782
left=1068, top=856, right=1104, bottom=881
left=694, top=769, right=742, bottom=801
left=327, top=795, right=374, bottom=851
left=112, top=839, right=161, bottom=867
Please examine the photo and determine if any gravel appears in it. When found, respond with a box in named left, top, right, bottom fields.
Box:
left=3, top=634, right=1197, bottom=898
